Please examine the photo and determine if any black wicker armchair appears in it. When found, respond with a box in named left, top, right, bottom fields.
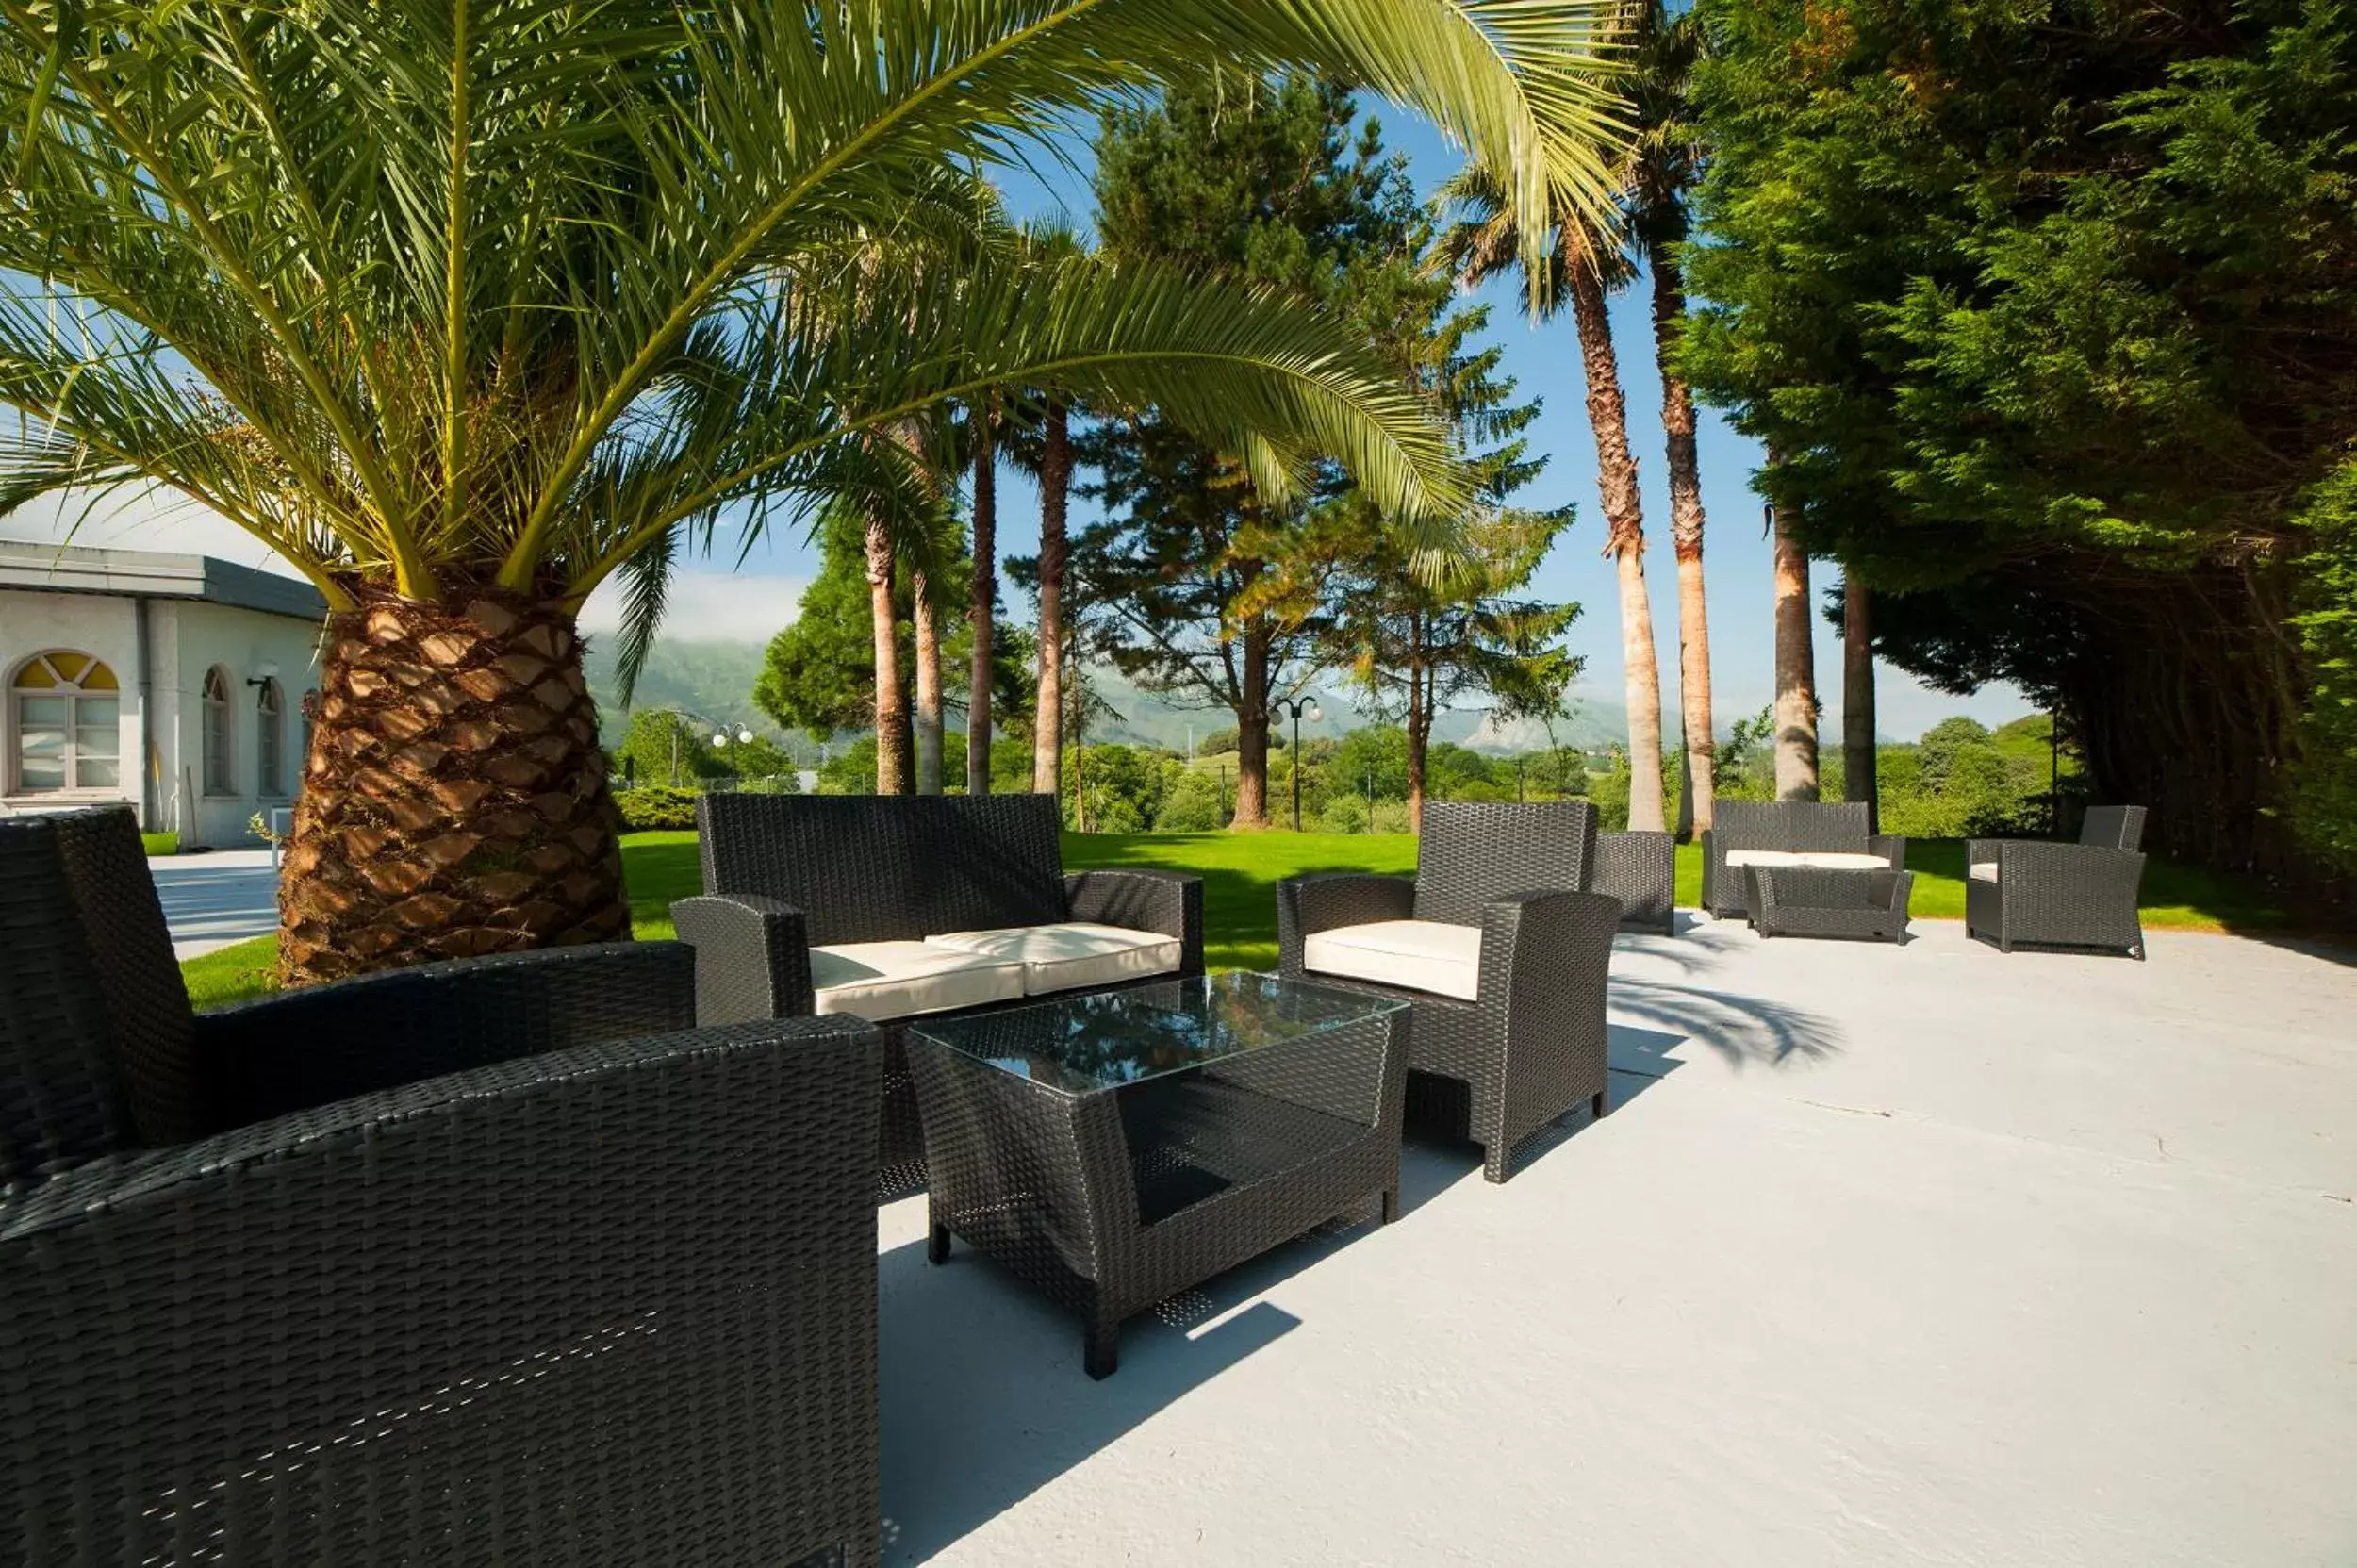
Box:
left=675, top=792, right=1204, bottom=1191
left=1594, top=829, right=1676, bottom=933
left=2, top=805, right=883, bottom=1567
left=1276, top=801, right=1620, bottom=1184
left=1967, top=804, right=2150, bottom=958
left=1699, top=801, right=1908, bottom=920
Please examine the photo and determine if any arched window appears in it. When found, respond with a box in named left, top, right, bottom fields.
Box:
left=11, top=651, right=120, bottom=794
left=202, top=666, right=234, bottom=795
left=255, top=677, right=285, bottom=796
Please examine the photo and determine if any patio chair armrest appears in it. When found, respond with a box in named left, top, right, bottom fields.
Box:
left=1064, top=869, right=1205, bottom=975
left=192, top=941, right=698, bottom=1131
left=672, top=893, right=816, bottom=1025
left=1869, top=834, right=1908, bottom=869
left=1, top=1016, right=882, bottom=1559
left=1991, top=840, right=2147, bottom=896
left=1477, top=889, right=1624, bottom=982
left=1276, top=874, right=1415, bottom=972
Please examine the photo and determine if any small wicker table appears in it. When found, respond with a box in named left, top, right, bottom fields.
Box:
left=906, top=973, right=1409, bottom=1378
left=1749, top=866, right=1915, bottom=943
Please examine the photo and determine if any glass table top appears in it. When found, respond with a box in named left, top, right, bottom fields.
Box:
left=905, top=972, right=1407, bottom=1097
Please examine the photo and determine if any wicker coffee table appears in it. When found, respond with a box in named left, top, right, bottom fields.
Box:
left=1749, top=865, right=1915, bottom=943
left=905, top=973, right=1409, bottom=1378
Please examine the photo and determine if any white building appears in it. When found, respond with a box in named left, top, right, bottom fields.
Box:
left=0, top=542, right=327, bottom=847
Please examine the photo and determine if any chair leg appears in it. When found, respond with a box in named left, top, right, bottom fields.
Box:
left=1084, top=1310, right=1122, bottom=1380
left=1591, top=1088, right=1609, bottom=1120
left=927, top=1220, right=951, bottom=1265
left=1481, top=1145, right=1509, bottom=1184
left=1381, top=1184, right=1401, bottom=1223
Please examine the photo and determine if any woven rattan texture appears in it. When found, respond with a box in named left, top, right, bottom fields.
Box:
left=698, top=794, right=1066, bottom=947
left=1, top=802, right=886, bottom=1564
left=909, top=1001, right=1405, bottom=1378
left=1966, top=821, right=2149, bottom=958
left=685, top=798, right=1206, bottom=1199
left=1412, top=801, right=1599, bottom=927
left=1751, top=867, right=1915, bottom=942
left=0, top=813, right=140, bottom=1183
left=1278, top=854, right=1620, bottom=1183
left=1699, top=801, right=1908, bottom=917
left=1593, top=830, right=1675, bottom=933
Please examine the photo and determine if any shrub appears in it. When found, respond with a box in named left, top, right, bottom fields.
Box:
left=1367, top=800, right=1412, bottom=834
left=617, top=785, right=700, bottom=832
left=1319, top=794, right=1371, bottom=834
left=1155, top=768, right=1228, bottom=832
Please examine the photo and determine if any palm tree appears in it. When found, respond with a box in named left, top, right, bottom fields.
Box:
left=0, top=1, right=1628, bottom=982
left=1034, top=397, right=1074, bottom=800
left=966, top=393, right=998, bottom=793
left=1768, top=480, right=1821, bottom=799
left=1625, top=0, right=1716, bottom=839
left=1440, top=155, right=1668, bottom=834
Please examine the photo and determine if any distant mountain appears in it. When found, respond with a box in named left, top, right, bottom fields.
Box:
left=584, top=637, right=772, bottom=744
left=585, top=637, right=1639, bottom=757
left=1082, top=666, right=1630, bottom=755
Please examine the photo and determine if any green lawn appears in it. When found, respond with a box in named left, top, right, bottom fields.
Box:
left=179, top=827, right=2299, bottom=1011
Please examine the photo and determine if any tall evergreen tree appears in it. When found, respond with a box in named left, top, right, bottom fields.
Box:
left=1685, top=0, right=2357, bottom=883
left=1080, top=74, right=1444, bottom=827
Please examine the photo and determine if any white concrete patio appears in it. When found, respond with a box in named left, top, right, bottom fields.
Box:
left=876, top=916, right=2357, bottom=1566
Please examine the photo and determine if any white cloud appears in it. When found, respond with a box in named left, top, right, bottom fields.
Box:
left=577, top=568, right=806, bottom=644
left=1, top=487, right=307, bottom=578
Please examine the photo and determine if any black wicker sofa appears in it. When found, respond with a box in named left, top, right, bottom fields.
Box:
left=675, top=792, right=1205, bottom=1189
left=1699, top=800, right=1909, bottom=920
left=2, top=804, right=884, bottom=1566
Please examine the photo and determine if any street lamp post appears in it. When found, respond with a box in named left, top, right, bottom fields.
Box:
left=1274, top=694, right=1324, bottom=832
left=710, top=726, right=756, bottom=789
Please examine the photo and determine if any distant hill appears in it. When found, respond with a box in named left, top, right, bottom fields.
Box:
left=586, top=636, right=1640, bottom=756
left=584, top=637, right=772, bottom=744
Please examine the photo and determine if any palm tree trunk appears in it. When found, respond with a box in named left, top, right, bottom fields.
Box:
left=279, top=591, right=626, bottom=985
left=912, top=572, right=944, bottom=794
left=1843, top=575, right=1877, bottom=831
left=1655, top=251, right=1715, bottom=840
left=1032, top=398, right=1070, bottom=797
left=865, top=512, right=912, bottom=795
left=1770, top=486, right=1820, bottom=800
left=1568, top=256, right=1667, bottom=832
left=966, top=402, right=997, bottom=794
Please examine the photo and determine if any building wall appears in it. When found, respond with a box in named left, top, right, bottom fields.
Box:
left=162, top=600, right=326, bottom=849
left=0, top=587, right=145, bottom=824
left=1, top=588, right=323, bottom=844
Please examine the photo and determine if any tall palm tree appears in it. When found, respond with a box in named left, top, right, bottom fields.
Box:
left=1439, top=153, right=1668, bottom=834
left=1029, top=395, right=1075, bottom=799
left=966, top=393, right=998, bottom=793
left=0, top=1, right=1628, bottom=982
left=1625, top=0, right=1716, bottom=839
left=1769, top=481, right=1821, bottom=799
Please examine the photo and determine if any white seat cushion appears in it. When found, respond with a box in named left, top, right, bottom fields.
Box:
left=1792, top=850, right=1893, bottom=871
left=1302, top=919, right=1482, bottom=1003
left=1722, top=849, right=1807, bottom=868
left=925, top=922, right=1184, bottom=997
left=1969, top=861, right=2001, bottom=883
left=809, top=940, right=1026, bottom=1022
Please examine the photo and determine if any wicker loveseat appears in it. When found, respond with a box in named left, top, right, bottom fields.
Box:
left=1699, top=801, right=1908, bottom=920
left=1968, top=804, right=2150, bottom=958
left=676, top=792, right=1204, bottom=1187
left=1276, top=801, right=1620, bottom=1184
left=2, top=805, right=884, bottom=1566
